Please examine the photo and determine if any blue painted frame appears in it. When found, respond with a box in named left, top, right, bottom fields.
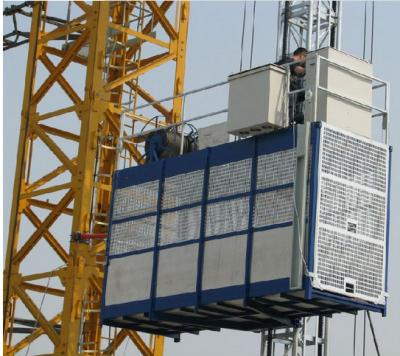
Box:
left=102, top=123, right=389, bottom=327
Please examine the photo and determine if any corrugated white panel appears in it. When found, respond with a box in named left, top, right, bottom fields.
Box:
left=313, top=124, right=388, bottom=304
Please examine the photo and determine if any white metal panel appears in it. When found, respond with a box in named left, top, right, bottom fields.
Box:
left=227, top=64, right=288, bottom=136
left=202, top=236, right=247, bottom=291
left=157, top=245, right=198, bottom=298
left=312, top=123, right=389, bottom=304
left=251, top=227, right=293, bottom=283
left=198, top=122, right=229, bottom=149
left=305, top=47, right=373, bottom=138
left=105, top=252, right=153, bottom=306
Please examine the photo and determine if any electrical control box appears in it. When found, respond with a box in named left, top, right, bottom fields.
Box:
left=226, top=64, right=288, bottom=137
left=226, top=48, right=374, bottom=140
left=304, top=47, right=373, bottom=138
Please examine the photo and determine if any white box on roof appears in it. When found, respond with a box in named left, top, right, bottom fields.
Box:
left=227, top=64, right=288, bottom=136
left=305, top=47, right=373, bottom=138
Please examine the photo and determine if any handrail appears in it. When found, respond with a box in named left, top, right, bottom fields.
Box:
left=283, top=53, right=389, bottom=144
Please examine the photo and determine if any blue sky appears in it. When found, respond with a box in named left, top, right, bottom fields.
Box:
left=3, top=1, right=399, bottom=355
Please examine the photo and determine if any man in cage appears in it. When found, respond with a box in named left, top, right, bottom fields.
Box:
left=276, top=47, right=308, bottom=124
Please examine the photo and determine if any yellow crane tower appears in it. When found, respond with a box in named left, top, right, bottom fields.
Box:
left=3, top=1, right=189, bottom=354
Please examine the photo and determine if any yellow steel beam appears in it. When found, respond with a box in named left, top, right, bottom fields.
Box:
left=5, top=1, right=190, bottom=354
left=39, top=124, right=80, bottom=142
left=40, top=54, right=83, bottom=105
left=108, top=22, right=170, bottom=49
left=39, top=20, right=87, bottom=44
left=126, top=1, right=174, bottom=59
left=21, top=282, right=65, bottom=297
left=126, top=81, right=172, bottom=120
left=22, top=270, right=65, bottom=283
left=13, top=286, right=60, bottom=345
left=23, top=206, right=69, bottom=263
left=20, top=182, right=72, bottom=200
left=6, top=314, right=61, bottom=355
left=25, top=159, right=76, bottom=193
left=35, top=105, right=78, bottom=122
left=30, top=122, right=77, bottom=174
left=27, top=198, right=74, bottom=216
left=146, top=1, right=178, bottom=40
left=43, top=45, right=87, bottom=66
left=4, top=3, right=43, bottom=347
left=32, top=30, right=89, bottom=105
left=74, top=1, right=91, bottom=14
left=102, top=329, right=129, bottom=355
left=105, top=52, right=176, bottom=91
left=56, top=4, right=109, bottom=353
left=13, top=189, right=74, bottom=264
left=127, top=330, right=154, bottom=356
left=172, top=1, right=190, bottom=123
left=153, top=336, right=165, bottom=356
left=124, top=112, right=167, bottom=130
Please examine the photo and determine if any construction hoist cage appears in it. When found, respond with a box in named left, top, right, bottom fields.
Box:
left=101, top=122, right=390, bottom=338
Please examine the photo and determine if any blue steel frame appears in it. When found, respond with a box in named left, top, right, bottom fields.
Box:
left=102, top=123, right=389, bottom=326
left=102, top=128, right=295, bottom=322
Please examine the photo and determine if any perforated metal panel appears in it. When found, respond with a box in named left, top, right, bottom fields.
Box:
left=112, top=180, right=159, bottom=220
left=206, top=197, right=250, bottom=237
left=160, top=207, right=201, bottom=245
left=208, top=158, right=252, bottom=199
left=109, top=216, right=157, bottom=255
left=257, top=149, right=296, bottom=189
left=253, top=188, right=294, bottom=228
left=312, top=124, right=389, bottom=304
left=163, top=170, right=204, bottom=209
left=107, top=130, right=297, bottom=258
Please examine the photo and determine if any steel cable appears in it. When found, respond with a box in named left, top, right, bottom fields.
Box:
left=240, top=1, right=247, bottom=71
left=250, top=1, right=257, bottom=68
left=367, top=311, right=382, bottom=356
left=370, top=0, right=375, bottom=63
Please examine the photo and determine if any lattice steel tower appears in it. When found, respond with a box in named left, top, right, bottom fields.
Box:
left=262, top=1, right=342, bottom=355
left=3, top=1, right=189, bottom=354
left=276, top=0, right=342, bottom=61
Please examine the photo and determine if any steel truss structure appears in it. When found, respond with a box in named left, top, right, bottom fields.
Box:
left=276, top=0, right=342, bottom=60
left=266, top=2, right=342, bottom=355
left=3, top=1, right=189, bottom=354
left=261, top=317, right=329, bottom=356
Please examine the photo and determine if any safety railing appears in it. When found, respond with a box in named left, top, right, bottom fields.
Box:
left=113, top=53, right=390, bottom=171
left=281, top=54, right=390, bottom=144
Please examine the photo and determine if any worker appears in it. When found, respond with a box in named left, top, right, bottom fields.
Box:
left=276, top=47, right=308, bottom=124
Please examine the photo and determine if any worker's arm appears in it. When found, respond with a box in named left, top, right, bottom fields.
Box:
left=293, top=65, right=305, bottom=75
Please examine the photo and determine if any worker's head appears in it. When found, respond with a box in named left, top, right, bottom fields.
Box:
left=293, top=47, right=307, bottom=61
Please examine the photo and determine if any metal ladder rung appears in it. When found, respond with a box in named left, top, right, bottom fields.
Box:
left=94, top=220, right=109, bottom=226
